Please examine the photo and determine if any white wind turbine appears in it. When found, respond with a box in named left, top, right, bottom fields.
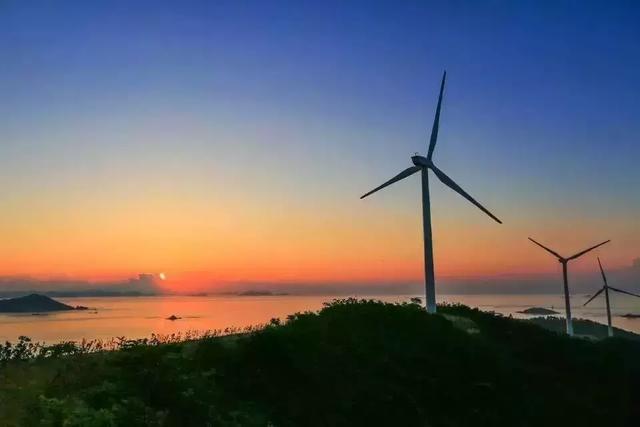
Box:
left=360, top=71, right=502, bottom=313
left=584, top=257, right=640, bottom=337
left=528, top=237, right=610, bottom=336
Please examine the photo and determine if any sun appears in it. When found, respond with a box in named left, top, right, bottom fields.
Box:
left=158, top=272, right=166, bottom=281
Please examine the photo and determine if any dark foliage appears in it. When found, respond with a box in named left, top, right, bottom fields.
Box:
left=1, top=299, right=638, bottom=426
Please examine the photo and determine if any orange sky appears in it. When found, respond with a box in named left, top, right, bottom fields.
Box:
left=2, top=177, right=636, bottom=293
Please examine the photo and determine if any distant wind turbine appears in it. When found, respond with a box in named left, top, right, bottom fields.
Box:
left=528, top=237, right=610, bottom=336
left=584, top=257, right=640, bottom=337
left=360, top=71, right=502, bottom=314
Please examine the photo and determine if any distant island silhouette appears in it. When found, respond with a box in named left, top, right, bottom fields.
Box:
left=0, top=294, right=88, bottom=313
left=237, top=290, right=289, bottom=296
left=517, top=307, right=560, bottom=315
left=621, top=313, right=640, bottom=318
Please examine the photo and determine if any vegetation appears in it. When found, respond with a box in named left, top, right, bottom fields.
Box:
left=1, top=299, right=638, bottom=426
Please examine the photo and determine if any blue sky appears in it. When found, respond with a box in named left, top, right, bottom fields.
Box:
left=1, top=1, right=639, bottom=291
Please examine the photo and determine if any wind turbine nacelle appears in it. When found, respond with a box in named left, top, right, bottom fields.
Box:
left=411, top=155, right=430, bottom=167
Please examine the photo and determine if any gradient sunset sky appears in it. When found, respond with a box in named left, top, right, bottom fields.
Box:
left=1, top=1, right=639, bottom=293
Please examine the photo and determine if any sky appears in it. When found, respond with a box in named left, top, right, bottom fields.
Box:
left=1, top=1, right=639, bottom=294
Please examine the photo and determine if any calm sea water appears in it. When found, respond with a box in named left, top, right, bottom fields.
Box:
left=1, top=294, right=639, bottom=343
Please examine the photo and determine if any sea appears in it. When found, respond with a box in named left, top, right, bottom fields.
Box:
left=1, top=294, right=639, bottom=343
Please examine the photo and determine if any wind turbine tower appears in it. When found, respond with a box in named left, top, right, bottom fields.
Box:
left=361, top=72, right=502, bottom=313
left=528, top=238, right=610, bottom=336
left=584, top=257, right=640, bottom=337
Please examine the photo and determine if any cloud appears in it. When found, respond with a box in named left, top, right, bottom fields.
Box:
left=443, top=258, right=640, bottom=294
left=0, top=274, right=163, bottom=297
left=220, top=259, right=640, bottom=295
left=2, top=259, right=639, bottom=297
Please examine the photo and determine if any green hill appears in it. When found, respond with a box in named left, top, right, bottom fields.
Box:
left=0, top=299, right=638, bottom=426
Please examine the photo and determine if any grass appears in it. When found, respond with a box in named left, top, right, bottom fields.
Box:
left=1, top=299, right=638, bottom=426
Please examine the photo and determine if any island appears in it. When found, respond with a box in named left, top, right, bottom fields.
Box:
left=237, top=290, right=289, bottom=296
left=621, top=313, right=640, bottom=318
left=0, top=294, right=78, bottom=313
left=517, top=307, right=560, bottom=315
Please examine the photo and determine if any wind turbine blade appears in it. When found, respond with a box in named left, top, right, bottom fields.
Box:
left=527, top=238, right=563, bottom=260
left=360, top=166, right=421, bottom=199
left=567, top=240, right=611, bottom=261
left=583, top=287, right=605, bottom=306
left=608, top=286, right=640, bottom=299
left=427, top=71, right=447, bottom=161
left=430, top=165, right=502, bottom=224
left=597, top=257, right=609, bottom=287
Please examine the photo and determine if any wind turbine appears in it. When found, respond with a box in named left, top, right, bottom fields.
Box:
left=360, top=71, right=502, bottom=314
left=584, top=257, right=640, bottom=337
left=528, top=237, right=610, bottom=336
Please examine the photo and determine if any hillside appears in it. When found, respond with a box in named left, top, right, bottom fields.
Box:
left=0, top=294, right=75, bottom=313
left=528, top=315, right=640, bottom=341
left=0, top=299, right=638, bottom=426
